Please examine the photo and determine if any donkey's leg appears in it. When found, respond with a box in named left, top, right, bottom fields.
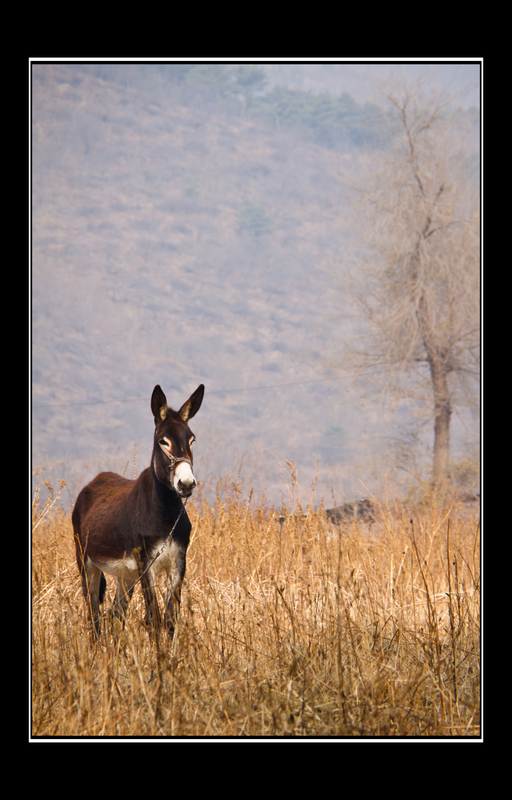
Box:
left=164, top=539, right=188, bottom=636
left=140, top=572, right=162, bottom=630
left=82, top=557, right=105, bottom=639
left=132, top=546, right=161, bottom=631
left=74, top=528, right=103, bottom=639
left=112, top=576, right=136, bottom=630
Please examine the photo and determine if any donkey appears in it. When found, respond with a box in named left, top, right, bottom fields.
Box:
left=72, top=383, right=204, bottom=639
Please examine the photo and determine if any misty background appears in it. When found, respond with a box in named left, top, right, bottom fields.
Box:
left=31, top=61, right=480, bottom=509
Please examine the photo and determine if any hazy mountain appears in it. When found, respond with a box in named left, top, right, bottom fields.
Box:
left=31, top=63, right=480, bottom=507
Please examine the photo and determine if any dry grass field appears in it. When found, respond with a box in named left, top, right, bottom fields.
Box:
left=31, top=474, right=481, bottom=739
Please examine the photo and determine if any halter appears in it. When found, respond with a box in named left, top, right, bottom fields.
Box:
left=162, top=451, right=193, bottom=481
left=154, top=440, right=194, bottom=493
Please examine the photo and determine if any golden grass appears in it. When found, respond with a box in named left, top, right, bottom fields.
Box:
left=31, top=478, right=480, bottom=738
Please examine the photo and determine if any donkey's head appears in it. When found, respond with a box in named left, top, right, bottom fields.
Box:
left=151, top=384, right=204, bottom=498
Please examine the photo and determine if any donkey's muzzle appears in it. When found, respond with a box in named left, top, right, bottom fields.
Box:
left=173, top=460, right=197, bottom=497
left=177, top=477, right=196, bottom=498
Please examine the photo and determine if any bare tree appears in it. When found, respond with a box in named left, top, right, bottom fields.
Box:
left=341, top=79, right=480, bottom=486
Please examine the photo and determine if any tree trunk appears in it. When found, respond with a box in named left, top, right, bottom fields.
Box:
left=429, top=356, right=452, bottom=486
left=414, top=224, right=453, bottom=487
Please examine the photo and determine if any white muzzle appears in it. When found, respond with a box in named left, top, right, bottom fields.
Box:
left=173, top=460, right=196, bottom=497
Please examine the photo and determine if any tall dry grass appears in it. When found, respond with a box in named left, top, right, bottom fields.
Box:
left=31, top=475, right=480, bottom=738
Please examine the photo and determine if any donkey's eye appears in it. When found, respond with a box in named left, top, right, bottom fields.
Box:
left=159, top=438, right=170, bottom=447
left=189, top=436, right=196, bottom=446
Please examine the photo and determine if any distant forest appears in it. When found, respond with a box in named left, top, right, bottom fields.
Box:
left=67, top=63, right=478, bottom=153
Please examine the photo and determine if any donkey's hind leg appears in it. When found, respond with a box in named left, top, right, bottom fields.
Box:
left=82, top=557, right=106, bottom=639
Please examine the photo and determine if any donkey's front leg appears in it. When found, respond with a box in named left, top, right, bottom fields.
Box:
left=164, top=539, right=187, bottom=636
left=133, top=546, right=162, bottom=632
left=164, top=584, right=182, bottom=637
left=111, top=576, right=136, bottom=632
left=141, top=573, right=162, bottom=630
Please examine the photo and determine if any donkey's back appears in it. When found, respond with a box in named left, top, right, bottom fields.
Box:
left=73, top=471, right=137, bottom=539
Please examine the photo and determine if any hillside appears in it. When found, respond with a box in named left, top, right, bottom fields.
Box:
left=31, top=64, right=479, bottom=505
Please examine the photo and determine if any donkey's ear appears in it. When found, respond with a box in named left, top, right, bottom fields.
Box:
left=151, top=385, right=168, bottom=423
left=178, top=384, right=204, bottom=422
